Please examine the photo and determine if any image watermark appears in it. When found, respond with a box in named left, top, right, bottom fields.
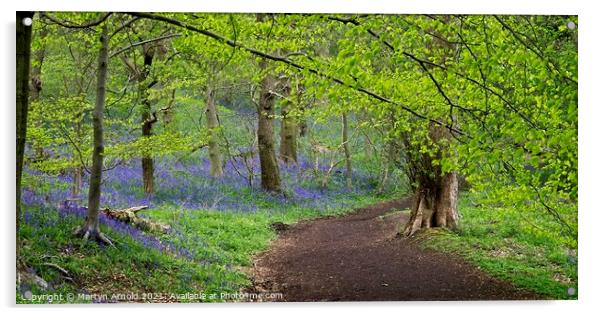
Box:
left=19, top=290, right=284, bottom=303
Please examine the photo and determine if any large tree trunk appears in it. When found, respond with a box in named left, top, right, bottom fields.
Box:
left=402, top=124, right=459, bottom=237
left=205, top=84, right=223, bottom=177
left=17, top=11, right=34, bottom=269
left=140, top=45, right=155, bottom=194
left=402, top=173, right=459, bottom=237
left=341, top=113, right=352, bottom=189
left=279, top=79, right=298, bottom=164
left=255, top=13, right=281, bottom=192
left=74, top=25, right=112, bottom=245
left=257, top=73, right=281, bottom=192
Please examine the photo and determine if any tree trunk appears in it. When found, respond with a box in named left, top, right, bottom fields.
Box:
left=402, top=173, right=459, bottom=236
left=342, top=113, right=352, bottom=190
left=279, top=79, right=298, bottom=164
left=140, top=45, right=155, bottom=194
left=29, top=24, right=46, bottom=101
left=75, top=25, right=112, bottom=245
left=255, top=13, right=281, bottom=193
left=205, top=84, right=223, bottom=177
left=297, top=82, right=308, bottom=138
left=72, top=116, right=83, bottom=197
left=402, top=125, right=459, bottom=237
left=257, top=73, right=281, bottom=192
left=72, top=166, right=82, bottom=197
left=402, top=19, right=460, bottom=237
left=17, top=11, right=34, bottom=269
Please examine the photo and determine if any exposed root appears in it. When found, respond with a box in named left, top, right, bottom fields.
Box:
left=74, top=226, right=116, bottom=247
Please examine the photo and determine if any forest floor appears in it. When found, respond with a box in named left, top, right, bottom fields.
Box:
left=250, top=198, right=541, bottom=301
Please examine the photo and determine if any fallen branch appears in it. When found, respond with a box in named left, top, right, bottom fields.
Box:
left=102, top=206, right=171, bottom=233
left=42, top=262, right=70, bottom=276
left=42, top=262, right=74, bottom=282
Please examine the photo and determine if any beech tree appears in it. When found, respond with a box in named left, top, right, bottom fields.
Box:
left=73, top=24, right=112, bottom=244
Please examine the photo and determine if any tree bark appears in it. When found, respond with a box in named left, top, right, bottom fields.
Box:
left=75, top=25, right=112, bottom=245
left=205, top=84, right=223, bottom=177
left=17, top=11, right=34, bottom=268
left=140, top=45, right=155, bottom=194
left=72, top=114, right=84, bottom=197
left=279, top=79, right=298, bottom=164
left=72, top=166, right=82, bottom=197
left=257, top=73, right=281, bottom=192
left=341, top=113, right=352, bottom=189
left=402, top=173, right=459, bottom=236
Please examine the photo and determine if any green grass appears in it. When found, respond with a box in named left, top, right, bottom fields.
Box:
left=18, top=207, right=228, bottom=303
left=417, top=193, right=578, bottom=300
left=18, top=193, right=393, bottom=303
left=20, top=187, right=576, bottom=302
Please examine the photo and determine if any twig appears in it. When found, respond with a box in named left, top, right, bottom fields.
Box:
left=41, top=12, right=111, bottom=29
left=109, top=33, right=182, bottom=58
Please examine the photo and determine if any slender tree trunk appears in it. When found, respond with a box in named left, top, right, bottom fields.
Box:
left=140, top=46, right=155, bottom=194
left=75, top=25, right=112, bottom=245
left=29, top=24, right=46, bottom=101
left=72, top=117, right=83, bottom=197
left=17, top=11, right=34, bottom=269
left=72, top=166, right=82, bottom=197
left=377, top=136, right=396, bottom=194
left=342, top=113, right=352, bottom=189
left=205, top=84, right=223, bottom=177
left=299, top=119, right=308, bottom=137
left=296, top=82, right=308, bottom=138
left=279, top=79, right=298, bottom=164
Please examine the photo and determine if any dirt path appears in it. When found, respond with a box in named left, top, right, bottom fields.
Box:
left=250, top=198, right=540, bottom=301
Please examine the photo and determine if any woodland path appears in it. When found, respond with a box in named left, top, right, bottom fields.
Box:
left=250, top=198, right=540, bottom=301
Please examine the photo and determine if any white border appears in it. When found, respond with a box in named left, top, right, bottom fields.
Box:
left=2, top=1, right=600, bottom=316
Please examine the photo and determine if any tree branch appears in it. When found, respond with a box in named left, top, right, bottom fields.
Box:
left=127, top=12, right=466, bottom=137
left=57, top=125, right=91, bottom=175
left=110, top=33, right=181, bottom=58
left=493, top=15, right=577, bottom=86
left=41, top=12, right=111, bottom=29
left=327, top=15, right=545, bottom=132
left=110, top=17, right=140, bottom=38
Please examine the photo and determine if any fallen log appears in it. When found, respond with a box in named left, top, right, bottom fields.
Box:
left=102, top=206, right=171, bottom=233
